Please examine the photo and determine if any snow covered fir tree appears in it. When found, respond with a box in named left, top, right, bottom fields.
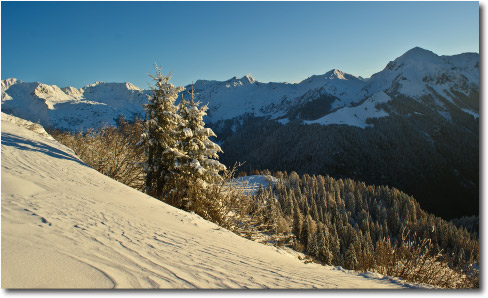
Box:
left=176, top=89, right=227, bottom=214
left=140, top=67, right=227, bottom=222
left=140, top=66, right=185, bottom=202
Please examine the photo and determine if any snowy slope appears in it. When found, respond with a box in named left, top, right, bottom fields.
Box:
left=305, top=92, right=391, bottom=128
left=365, top=47, right=479, bottom=101
left=1, top=114, right=423, bottom=289
left=231, top=175, right=278, bottom=195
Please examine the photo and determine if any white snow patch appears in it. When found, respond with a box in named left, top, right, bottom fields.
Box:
left=232, top=175, right=278, bottom=195
left=305, top=92, right=391, bottom=128
left=277, top=118, right=290, bottom=125
left=461, top=108, right=479, bottom=119
left=1, top=112, right=54, bottom=140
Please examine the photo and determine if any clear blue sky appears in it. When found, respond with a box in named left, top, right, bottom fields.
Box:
left=1, top=1, right=479, bottom=89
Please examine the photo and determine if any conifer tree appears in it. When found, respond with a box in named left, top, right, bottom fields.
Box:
left=344, top=243, right=358, bottom=270
left=301, top=214, right=315, bottom=248
left=330, top=226, right=342, bottom=264
left=318, top=227, right=333, bottom=265
left=176, top=87, right=226, bottom=209
left=292, top=199, right=303, bottom=239
left=307, top=230, right=320, bottom=257
left=141, top=66, right=186, bottom=201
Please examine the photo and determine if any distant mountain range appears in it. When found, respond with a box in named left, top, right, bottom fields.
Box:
left=1, top=47, right=479, bottom=220
left=1, top=47, right=479, bottom=131
left=1, top=79, right=150, bottom=131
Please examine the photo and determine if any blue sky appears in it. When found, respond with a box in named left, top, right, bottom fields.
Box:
left=1, top=1, right=479, bottom=89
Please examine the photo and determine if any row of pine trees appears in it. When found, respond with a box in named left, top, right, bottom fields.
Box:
left=249, top=171, right=479, bottom=287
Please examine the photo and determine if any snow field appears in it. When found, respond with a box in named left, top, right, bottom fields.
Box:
left=231, top=175, right=278, bottom=195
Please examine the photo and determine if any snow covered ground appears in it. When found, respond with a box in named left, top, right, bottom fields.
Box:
left=304, top=92, right=391, bottom=128
left=1, top=114, right=425, bottom=289
left=231, top=175, right=278, bottom=195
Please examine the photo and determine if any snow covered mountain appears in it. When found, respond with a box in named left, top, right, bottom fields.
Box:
left=185, top=47, right=478, bottom=128
left=2, top=47, right=478, bottom=131
left=1, top=78, right=151, bottom=131
left=210, top=49, right=479, bottom=220
left=366, top=47, right=479, bottom=99
left=298, top=47, right=478, bottom=127
left=189, top=69, right=367, bottom=122
left=1, top=113, right=424, bottom=289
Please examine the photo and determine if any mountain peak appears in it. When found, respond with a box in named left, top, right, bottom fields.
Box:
left=324, top=69, right=348, bottom=80
left=1, top=78, right=21, bottom=91
left=225, top=75, right=256, bottom=86
left=2, top=77, right=20, bottom=85
left=242, top=74, right=255, bottom=84
left=84, top=81, right=105, bottom=88
left=82, top=81, right=142, bottom=91
left=405, top=46, right=432, bottom=54
left=125, top=82, right=142, bottom=91
left=62, top=86, right=84, bottom=98
left=299, top=69, right=362, bottom=89
left=397, top=47, right=439, bottom=62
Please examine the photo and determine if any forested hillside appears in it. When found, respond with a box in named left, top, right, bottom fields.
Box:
left=247, top=171, right=478, bottom=287
left=216, top=91, right=479, bottom=220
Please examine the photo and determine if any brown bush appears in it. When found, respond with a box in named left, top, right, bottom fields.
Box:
left=367, top=229, right=478, bottom=288
left=50, top=117, right=145, bottom=191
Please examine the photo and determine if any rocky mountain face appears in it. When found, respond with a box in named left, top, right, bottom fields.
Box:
left=1, top=47, right=479, bottom=219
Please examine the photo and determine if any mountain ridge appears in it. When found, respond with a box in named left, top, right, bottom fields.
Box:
left=1, top=47, right=479, bottom=131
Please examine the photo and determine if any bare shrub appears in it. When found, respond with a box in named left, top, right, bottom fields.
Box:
left=191, top=163, right=259, bottom=233
left=50, top=117, right=145, bottom=190
left=369, top=228, right=477, bottom=288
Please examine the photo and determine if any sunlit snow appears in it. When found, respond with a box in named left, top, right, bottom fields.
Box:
left=305, top=92, right=391, bottom=128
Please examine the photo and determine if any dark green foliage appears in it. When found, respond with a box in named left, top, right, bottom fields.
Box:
left=450, top=215, right=479, bottom=237
left=215, top=93, right=478, bottom=220
left=286, top=93, right=337, bottom=121
left=252, top=171, right=478, bottom=287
